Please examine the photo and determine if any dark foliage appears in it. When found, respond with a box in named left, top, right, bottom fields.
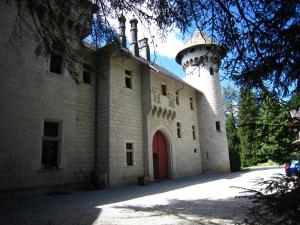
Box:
left=4, top=0, right=300, bottom=99
left=237, top=173, right=300, bottom=225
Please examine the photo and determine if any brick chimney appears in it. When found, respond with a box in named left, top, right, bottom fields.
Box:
left=118, top=14, right=126, bottom=48
left=129, top=17, right=139, bottom=56
left=139, top=38, right=150, bottom=60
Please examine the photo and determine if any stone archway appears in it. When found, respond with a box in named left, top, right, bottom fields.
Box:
left=152, top=130, right=169, bottom=181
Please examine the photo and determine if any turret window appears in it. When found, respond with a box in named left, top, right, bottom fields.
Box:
left=216, top=121, right=221, bottom=132
left=210, top=67, right=214, bottom=75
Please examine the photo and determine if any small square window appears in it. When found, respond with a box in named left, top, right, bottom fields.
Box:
left=126, top=142, right=134, bottom=166
left=216, top=121, right=221, bottom=132
left=125, top=70, right=132, bottom=89
left=210, top=67, right=214, bottom=75
left=161, top=84, right=167, bottom=96
left=177, top=122, right=182, bottom=138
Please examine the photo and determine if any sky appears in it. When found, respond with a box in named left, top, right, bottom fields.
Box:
left=108, top=15, right=233, bottom=88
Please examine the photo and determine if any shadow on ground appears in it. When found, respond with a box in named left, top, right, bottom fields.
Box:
left=114, top=198, right=249, bottom=225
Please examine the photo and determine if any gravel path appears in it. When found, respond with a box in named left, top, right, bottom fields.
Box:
left=0, top=167, right=283, bottom=225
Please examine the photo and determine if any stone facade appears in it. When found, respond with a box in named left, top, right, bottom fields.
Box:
left=0, top=2, right=230, bottom=192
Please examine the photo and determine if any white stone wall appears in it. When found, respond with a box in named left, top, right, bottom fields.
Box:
left=0, top=2, right=96, bottom=191
left=146, top=71, right=202, bottom=180
left=107, top=55, right=144, bottom=186
left=183, top=48, right=230, bottom=173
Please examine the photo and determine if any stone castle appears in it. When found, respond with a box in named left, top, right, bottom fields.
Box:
left=0, top=2, right=230, bottom=192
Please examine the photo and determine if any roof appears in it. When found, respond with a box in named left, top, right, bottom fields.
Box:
left=175, top=29, right=220, bottom=65
left=81, top=39, right=202, bottom=93
left=119, top=48, right=200, bottom=92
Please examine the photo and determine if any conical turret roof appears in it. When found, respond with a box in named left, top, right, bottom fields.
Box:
left=175, top=30, right=219, bottom=65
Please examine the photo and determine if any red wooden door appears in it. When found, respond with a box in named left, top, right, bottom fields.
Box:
left=153, top=131, right=168, bottom=180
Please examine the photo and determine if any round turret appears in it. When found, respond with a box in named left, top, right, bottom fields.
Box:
left=176, top=30, right=230, bottom=174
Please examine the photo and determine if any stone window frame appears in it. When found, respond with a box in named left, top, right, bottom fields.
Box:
left=41, top=120, right=63, bottom=169
left=49, top=42, right=64, bottom=75
left=82, top=63, right=92, bottom=84
left=192, top=125, right=196, bottom=139
left=125, top=142, right=134, bottom=166
left=161, top=83, right=167, bottom=96
left=177, top=122, right=182, bottom=138
left=125, top=70, right=133, bottom=89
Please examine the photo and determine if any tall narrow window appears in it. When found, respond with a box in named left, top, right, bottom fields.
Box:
left=190, top=97, right=194, bottom=110
left=175, top=91, right=179, bottom=105
left=50, top=42, right=64, bottom=75
left=177, top=122, right=182, bottom=138
left=161, top=84, right=167, bottom=96
left=210, top=67, right=214, bottom=75
left=126, top=142, right=134, bottom=166
left=125, top=70, right=132, bottom=89
left=82, top=64, right=91, bottom=84
left=216, top=121, right=221, bottom=132
left=42, top=121, right=62, bottom=169
left=192, top=125, right=196, bottom=139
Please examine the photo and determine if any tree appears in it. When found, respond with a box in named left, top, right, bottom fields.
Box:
left=226, top=113, right=241, bottom=171
left=5, top=0, right=300, bottom=98
left=238, top=87, right=260, bottom=166
left=256, top=97, right=298, bottom=164
left=223, top=85, right=241, bottom=171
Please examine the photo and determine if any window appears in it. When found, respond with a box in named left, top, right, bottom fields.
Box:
left=192, top=125, right=196, bottom=139
left=50, top=52, right=63, bottom=74
left=175, top=91, right=179, bottom=105
left=210, top=67, right=214, bottom=75
left=190, top=97, right=194, bottom=110
left=194, top=148, right=197, bottom=153
left=177, top=122, right=182, bottom=138
left=50, top=42, right=64, bottom=75
left=161, top=84, right=167, bottom=96
left=125, top=70, right=132, bottom=89
left=126, top=142, right=134, bottom=166
left=42, top=121, right=62, bottom=169
left=216, top=121, right=221, bottom=132
left=82, top=64, right=91, bottom=84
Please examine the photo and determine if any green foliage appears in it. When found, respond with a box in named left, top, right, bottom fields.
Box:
left=238, top=88, right=260, bottom=166
left=226, top=113, right=241, bottom=171
left=239, top=174, right=300, bottom=225
left=6, top=0, right=299, bottom=99
left=256, top=97, right=298, bottom=164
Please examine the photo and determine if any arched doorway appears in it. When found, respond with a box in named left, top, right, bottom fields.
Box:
left=152, top=131, right=169, bottom=181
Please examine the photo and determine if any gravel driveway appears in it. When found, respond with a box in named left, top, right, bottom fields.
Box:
left=0, top=166, right=283, bottom=225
